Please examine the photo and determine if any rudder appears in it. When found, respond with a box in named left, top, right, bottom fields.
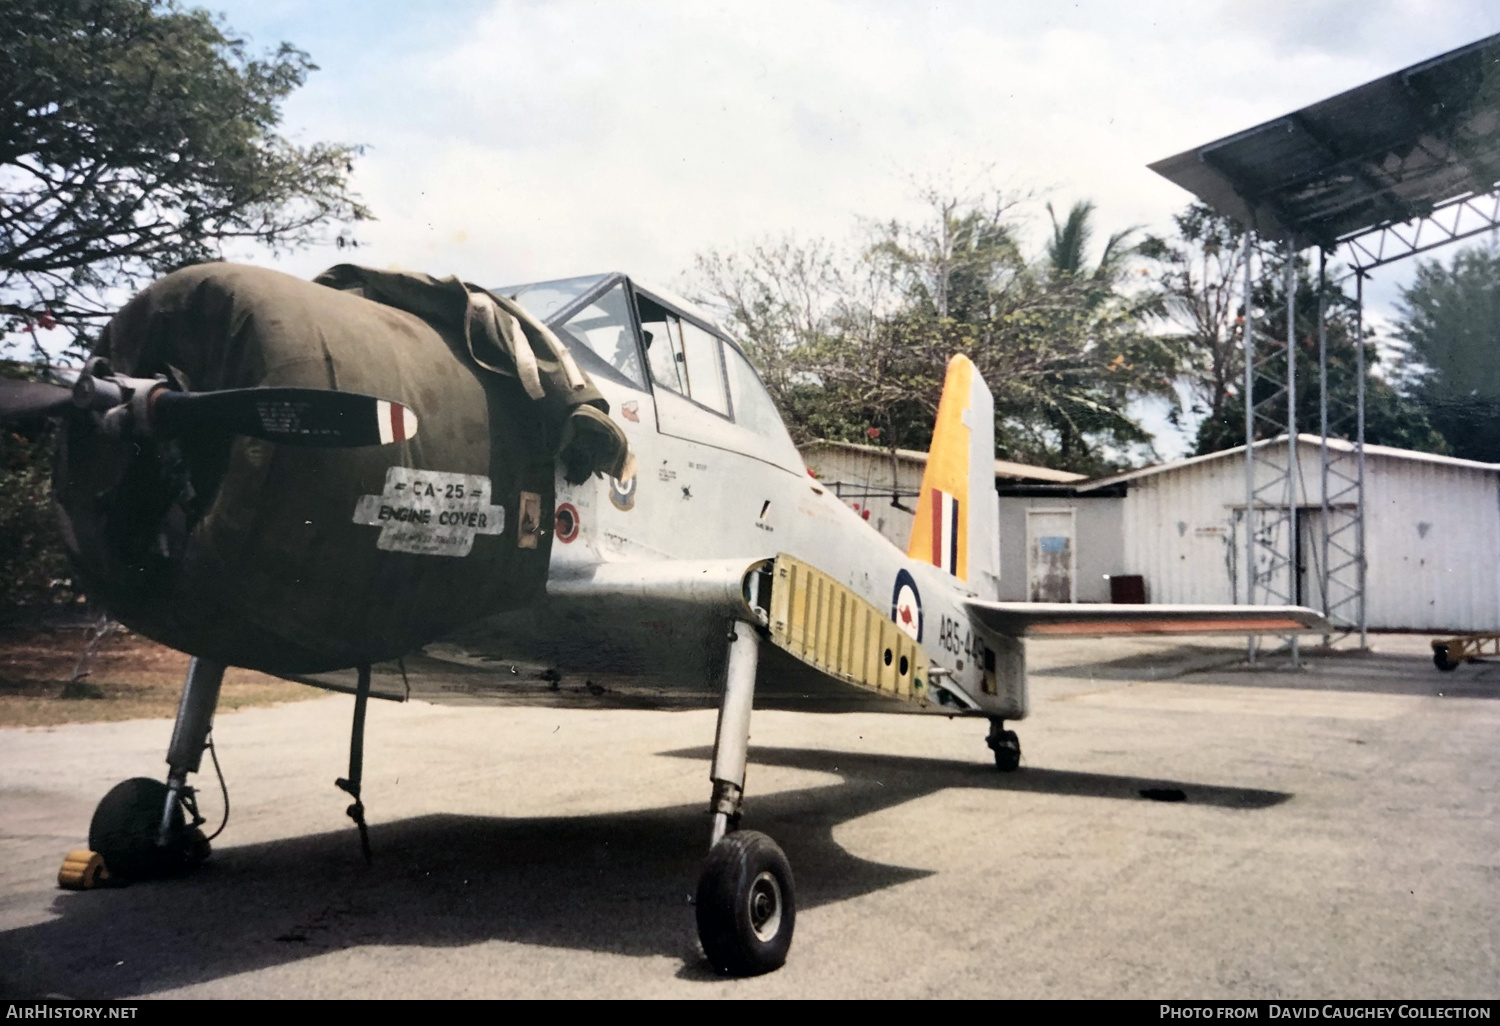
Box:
left=906, top=355, right=1000, bottom=597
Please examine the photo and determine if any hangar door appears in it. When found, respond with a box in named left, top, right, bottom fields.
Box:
left=1027, top=509, right=1075, bottom=603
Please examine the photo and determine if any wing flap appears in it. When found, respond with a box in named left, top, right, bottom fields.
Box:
left=766, top=552, right=931, bottom=707
left=965, top=601, right=1330, bottom=638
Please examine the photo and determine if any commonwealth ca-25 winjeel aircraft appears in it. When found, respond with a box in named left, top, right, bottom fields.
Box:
left=0, top=263, right=1326, bottom=975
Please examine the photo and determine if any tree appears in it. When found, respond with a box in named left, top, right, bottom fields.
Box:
left=1395, top=242, right=1500, bottom=463
left=1144, top=205, right=1445, bottom=457
left=688, top=237, right=849, bottom=417
left=688, top=190, right=1174, bottom=477
left=0, top=0, right=370, bottom=351
left=866, top=185, right=1024, bottom=323
left=858, top=192, right=1174, bottom=474
left=0, top=361, right=79, bottom=615
left=1139, top=204, right=1247, bottom=432
left=1045, top=199, right=1140, bottom=290
left=1187, top=246, right=1445, bottom=457
left=1022, top=200, right=1172, bottom=469
left=0, top=0, right=367, bottom=617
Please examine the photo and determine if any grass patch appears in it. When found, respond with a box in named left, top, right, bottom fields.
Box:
left=0, top=624, right=318, bottom=728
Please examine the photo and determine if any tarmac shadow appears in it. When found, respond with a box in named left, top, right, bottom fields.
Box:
left=669, top=745, right=1292, bottom=810
left=0, top=784, right=916, bottom=997
left=0, top=748, right=1287, bottom=997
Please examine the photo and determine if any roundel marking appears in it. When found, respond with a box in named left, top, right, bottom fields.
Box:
left=891, top=568, right=922, bottom=642
left=609, top=475, right=637, bottom=512
left=554, top=502, right=580, bottom=543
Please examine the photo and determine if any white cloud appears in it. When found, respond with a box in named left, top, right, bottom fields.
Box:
left=226, top=0, right=1495, bottom=304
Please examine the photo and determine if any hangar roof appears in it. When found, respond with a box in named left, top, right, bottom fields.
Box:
left=1149, top=33, right=1500, bottom=248
left=1080, top=435, right=1500, bottom=493
left=801, top=438, right=1085, bottom=484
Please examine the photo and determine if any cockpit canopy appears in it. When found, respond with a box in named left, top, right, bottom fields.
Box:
left=498, top=273, right=803, bottom=473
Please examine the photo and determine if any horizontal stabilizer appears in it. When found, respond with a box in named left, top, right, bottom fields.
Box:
left=965, top=601, right=1330, bottom=639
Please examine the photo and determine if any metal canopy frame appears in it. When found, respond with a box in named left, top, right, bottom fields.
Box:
left=1150, top=33, right=1500, bottom=250
left=1153, top=33, right=1500, bottom=659
left=1339, top=188, right=1500, bottom=271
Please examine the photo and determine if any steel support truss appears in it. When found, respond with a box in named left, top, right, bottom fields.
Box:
left=1321, top=186, right=1500, bottom=644
left=1316, top=255, right=1367, bottom=647
left=1241, top=235, right=1301, bottom=664
left=1243, top=184, right=1500, bottom=658
left=1339, top=189, right=1500, bottom=273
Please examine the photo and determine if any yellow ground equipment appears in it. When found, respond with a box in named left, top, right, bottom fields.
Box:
left=1432, top=633, right=1500, bottom=671
left=57, top=849, right=109, bottom=890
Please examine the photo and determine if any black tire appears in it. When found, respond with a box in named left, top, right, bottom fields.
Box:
left=1433, top=645, right=1458, bottom=672
left=695, top=830, right=796, bottom=976
left=88, top=777, right=195, bottom=882
left=988, top=729, right=1021, bottom=772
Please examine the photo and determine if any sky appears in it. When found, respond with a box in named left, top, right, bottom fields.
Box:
left=38, top=1, right=1500, bottom=456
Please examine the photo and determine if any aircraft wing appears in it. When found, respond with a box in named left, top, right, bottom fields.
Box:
left=965, top=601, right=1330, bottom=638
left=544, top=558, right=764, bottom=620
left=286, top=555, right=938, bottom=713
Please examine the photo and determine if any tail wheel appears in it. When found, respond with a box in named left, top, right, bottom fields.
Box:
left=695, top=830, right=796, bottom=976
left=1433, top=645, right=1459, bottom=672
left=988, top=729, right=1021, bottom=772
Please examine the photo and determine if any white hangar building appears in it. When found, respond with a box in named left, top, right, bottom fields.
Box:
left=996, top=435, right=1500, bottom=633
left=801, top=439, right=1083, bottom=552
left=805, top=435, right=1500, bottom=632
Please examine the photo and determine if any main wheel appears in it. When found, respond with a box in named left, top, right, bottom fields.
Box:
left=988, top=728, right=1021, bottom=772
left=1433, top=645, right=1458, bottom=672
left=88, top=777, right=202, bottom=883
left=695, top=830, right=796, bottom=976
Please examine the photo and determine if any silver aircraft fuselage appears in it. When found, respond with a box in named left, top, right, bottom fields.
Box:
left=437, top=273, right=1018, bottom=717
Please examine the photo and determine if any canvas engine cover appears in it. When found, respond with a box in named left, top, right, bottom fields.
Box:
left=54, top=263, right=574, bottom=673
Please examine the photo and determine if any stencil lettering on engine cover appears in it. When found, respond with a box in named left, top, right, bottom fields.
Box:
left=352, top=467, right=506, bottom=557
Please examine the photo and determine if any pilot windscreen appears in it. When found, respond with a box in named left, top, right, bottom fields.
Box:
left=559, top=283, right=646, bottom=389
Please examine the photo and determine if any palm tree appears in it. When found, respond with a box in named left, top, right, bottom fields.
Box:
left=1045, top=200, right=1142, bottom=305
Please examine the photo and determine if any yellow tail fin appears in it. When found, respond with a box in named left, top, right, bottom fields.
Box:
left=907, top=355, right=1000, bottom=595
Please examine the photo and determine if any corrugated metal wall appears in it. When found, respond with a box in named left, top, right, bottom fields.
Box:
left=1120, top=440, right=1500, bottom=630
left=1364, top=454, right=1500, bottom=631
left=801, top=443, right=921, bottom=551
left=1121, top=455, right=1244, bottom=605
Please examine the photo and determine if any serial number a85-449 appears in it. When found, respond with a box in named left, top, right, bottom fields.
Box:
left=937, top=614, right=984, bottom=661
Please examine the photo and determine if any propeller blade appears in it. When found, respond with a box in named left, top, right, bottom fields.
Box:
left=0, top=378, right=74, bottom=422
left=152, top=388, right=419, bottom=448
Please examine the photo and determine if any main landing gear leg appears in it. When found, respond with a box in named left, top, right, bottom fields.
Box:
left=71, top=657, right=222, bottom=886
left=987, top=717, right=1021, bottom=772
left=695, top=621, right=795, bottom=976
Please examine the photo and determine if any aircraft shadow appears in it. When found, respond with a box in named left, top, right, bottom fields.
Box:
left=674, top=746, right=1292, bottom=810
left=0, top=749, right=1287, bottom=998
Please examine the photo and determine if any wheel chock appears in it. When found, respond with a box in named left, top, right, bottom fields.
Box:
left=57, top=849, right=109, bottom=890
